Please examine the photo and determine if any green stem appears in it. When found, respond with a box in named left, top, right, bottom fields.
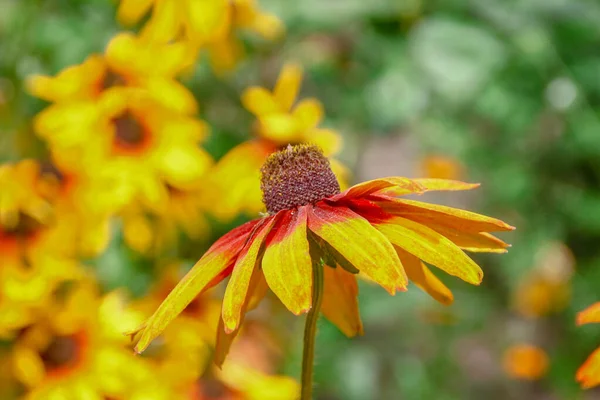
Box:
left=301, top=258, right=324, bottom=400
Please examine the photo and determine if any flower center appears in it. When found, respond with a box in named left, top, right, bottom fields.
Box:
left=260, top=144, right=340, bottom=214
left=41, top=335, right=80, bottom=370
left=3, top=213, right=41, bottom=240
left=196, top=377, right=233, bottom=400
left=101, top=69, right=127, bottom=90
left=112, top=112, right=147, bottom=152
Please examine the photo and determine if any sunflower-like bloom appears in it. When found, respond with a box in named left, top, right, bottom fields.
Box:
left=130, top=145, right=513, bottom=362
left=577, top=302, right=600, bottom=389
left=28, top=32, right=196, bottom=114
left=208, top=64, right=348, bottom=221
left=11, top=281, right=171, bottom=400
left=117, top=0, right=283, bottom=73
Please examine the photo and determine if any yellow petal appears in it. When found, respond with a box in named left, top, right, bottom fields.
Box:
left=259, top=113, right=299, bottom=144
left=242, top=87, right=281, bottom=117
left=274, top=63, right=302, bottom=111
left=378, top=197, right=515, bottom=233
left=336, top=177, right=425, bottom=200
left=262, top=207, right=312, bottom=315
left=143, top=78, right=198, bottom=115
left=321, top=266, right=364, bottom=337
left=422, top=222, right=510, bottom=253
left=12, top=345, right=45, bottom=387
left=139, top=0, right=180, bottom=44
left=131, top=219, right=260, bottom=353
left=222, top=218, right=276, bottom=333
left=306, top=128, right=342, bottom=157
left=375, top=216, right=483, bottom=285
left=184, top=0, right=230, bottom=43
left=117, top=0, right=154, bottom=25
left=410, top=178, right=480, bottom=192
left=396, top=248, right=453, bottom=305
left=577, top=302, right=600, bottom=325
left=293, top=98, right=323, bottom=130
left=308, top=204, right=407, bottom=294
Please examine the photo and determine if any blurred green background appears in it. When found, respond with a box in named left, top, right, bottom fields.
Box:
left=2, top=0, right=600, bottom=399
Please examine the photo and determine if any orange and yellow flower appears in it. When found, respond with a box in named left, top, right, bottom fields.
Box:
left=502, top=344, right=549, bottom=381
left=117, top=0, right=283, bottom=73
left=130, top=145, right=513, bottom=361
left=11, top=280, right=168, bottom=400
left=208, top=63, right=348, bottom=220
left=577, top=302, right=600, bottom=389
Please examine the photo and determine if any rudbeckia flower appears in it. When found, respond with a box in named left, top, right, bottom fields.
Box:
left=11, top=281, right=168, bottom=400
left=28, top=32, right=196, bottom=115
left=577, top=302, right=600, bottom=389
left=130, top=144, right=513, bottom=360
left=208, top=63, right=348, bottom=221
left=117, top=0, right=283, bottom=73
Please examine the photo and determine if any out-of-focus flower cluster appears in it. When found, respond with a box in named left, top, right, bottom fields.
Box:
left=0, top=1, right=349, bottom=398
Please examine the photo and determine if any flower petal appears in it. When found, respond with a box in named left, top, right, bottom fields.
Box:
left=306, top=128, right=342, bottom=157
left=422, top=222, right=510, bottom=253
left=139, top=0, right=180, bottom=43
left=262, top=207, right=312, bottom=315
left=577, top=302, right=600, bottom=326
left=117, top=0, right=154, bottom=25
left=293, top=98, right=323, bottom=130
left=242, top=87, right=281, bottom=117
left=332, top=177, right=425, bottom=201
left=308, top=203, right=407, bottom=294
left=411, top=178, right=480, bottom=192
left=215, top=273, right=269, bottom=367
left=374, top=216, right=483, bottom=285
left=274, top=63, right=302, bottom=111
left=396, top=248, right=453, bottom=305
left=131, top=219, right=260, bottom=353
left=222, top=217, right=277, bottom=333
left=321, top=265, right=363, bottom=337
left=577, top=347, right=600, bottom=389
left=376, top=196, right=515, bottom=233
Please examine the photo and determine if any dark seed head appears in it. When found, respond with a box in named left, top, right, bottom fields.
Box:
left=113, top=112, right=146, bottom=150
left=41, top=335, right=79, bottom=370
left=260, top=144, right=340, bottom=214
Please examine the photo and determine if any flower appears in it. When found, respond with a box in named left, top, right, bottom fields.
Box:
left=577, top=302, right=600, bottom=389
left=28, top=33, right=196, bottom=115
left=420, top=154, right=464, bottom=181
left=11, top=281, right=168, bottom=399
left=130, top=144, right=513, bottom=360
left=208, top=63, right=348, bottom=221
left=502, top=344, right=549, bottom=381
left=117, top=0, right=283, bottom=73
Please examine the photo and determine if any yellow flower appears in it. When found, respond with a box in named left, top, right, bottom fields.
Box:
left=117, top=0, right=283, bottom=73
left=130, top=145, right=513, bottom=363
left=208, top=64, right=348, bottom=221
left=28, top=32, right=197, bottom=115
left=502, top=344, right=549, bottom=381
left=36, top=88, right=213, bottom=213
left=577, top=302, right=600, bottom=389
left=420, top=154, right=464, bottom=181
left=121, top=181, right=211, bottom=254
left=11, top=281, right=168, bottom=400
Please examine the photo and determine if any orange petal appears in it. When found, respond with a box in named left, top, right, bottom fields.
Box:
left=396, top=248, right=454, bottom=305
left=374, top=216, right=483, bottom=285
left=423, top=222, right=510, bottom=253
left=376, top=197, right=515, bottom=233
left=321, top=266, right=364, bottom=337
left=215, top=273, right=269, bottom=367
left=222, top=217, right=277, bottom=333
left=131, top=219, right=260, bottom=353
left=577, top=347, right=600, bottom=389
left=577, top=302, right=600, bottom=326
left=411, top=178, right=481, bottom=192
left=273, top=63, right=302, bottom=111
left=308, top=203, right=407, bottom=294
left=262, top=207, right=312, bottom=315
left=332, top=177, right=425, bottom=201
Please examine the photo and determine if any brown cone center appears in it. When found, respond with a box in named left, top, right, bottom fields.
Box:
left=41, top=335, right=79, bottom=370
left=260, top=144, right=340, bottom=214
left=112, top=112, right=147, bottom=151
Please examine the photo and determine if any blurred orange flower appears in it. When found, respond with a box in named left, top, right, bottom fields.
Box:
left=577, top=302, right=600, bottom=389
left=420, top=154, right=464, bottom=181
left=130, top=145, right=513, bottom=360
left=208, top=64, right=348, bottom=221
left=502, top=344, right=549, bottom=381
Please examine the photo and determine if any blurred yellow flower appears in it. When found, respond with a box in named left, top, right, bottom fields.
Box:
left=502, top=344, right=549, bottom=381
left=117, top=0, right=283, bottom=73
left=28, top=32, right=197, bottom=115
left=11, top=281, right=167, bottom=400
left=577, top=302, right=600, bottom=389
left=208, top=64, right=348, bottom=220
left=420, top=154, right=464, bottom=181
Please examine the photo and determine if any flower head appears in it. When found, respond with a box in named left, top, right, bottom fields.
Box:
left=130, top=145, right=513, bottom=362
left=577, top=302, right=600, bottom=389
